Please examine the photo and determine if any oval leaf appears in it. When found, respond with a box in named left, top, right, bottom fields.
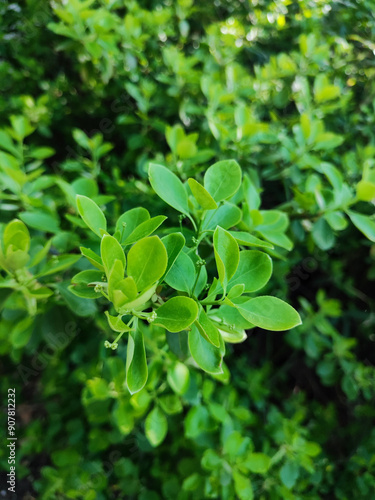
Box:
left=149, top=163, right=189, bottom=215
left=145, top=407, right=168, bottom=447
left=235, top=296, right=302, bottom=331
left=101, top=234, right=126, bottom=277
left=76, top=195, right=107, bottom=237
left=229, top=250, right=272, bottom=293
left=204, top=160, right=242, bottom=202
left=213, top=226, right=239, bottom=291
left=127, top=236, right=167, bottom=291
left=126, top=329, right=148, bottom=394
left=154, top=297, right=198, bottom=332
left=188, top=324, right=223, bottom=374
left=188, top=178, right=218, bottom=209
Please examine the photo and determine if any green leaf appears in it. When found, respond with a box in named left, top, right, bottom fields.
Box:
left=161, top=232, right=185, bottom=277
left=227, top=283, right=245, bottom=299
left=185, top=406, right=214, bottom=439
left=243, top=453, right=272, bottom=474
left=279, top=461, right=300, bottom=489
left=28, top=240, right=52, bottom=268
left=118, top=283, right=158, bottom=314
left=116, top=207, right=150, bottom=243
left=70, top=270, right=104, bottom=299
left=126, top=328, right=148, bottom=394
left=167, top=361, right=190, bottom=395
left=347, top=210, right=375, bottom=242
left=210, top=304, right=253, bottom=342
left=188, top=178, right=218, bottom=209
left=26, top=287, right=53, bottom=300
left=101, top=234, right=126, bottom=277
left=76, top=194, right=107, bottom=237
left=3, top=219, right=30, bottom=253
left=356, top=180, right=375, bottom=201
left=188, top=324, right=223, bottom=374
left=229, top=231, right=274, bottom=249
left=19, top=211, right=59, bottom=233
left=80, top=246, right=104, bottom=270
left=145, top=407, right=168, bottom=447
left=258, top=230, right=293, bottom=251
left=108, top=259, right=126, bottom=304
left=213, top=226, right=239, bottom=291
left=124, top=216, right=167, bottom=245
left=55, top=281, right=97, bottom=317
left=229, top=250, right=272, bottom=293
left=235, top=296, right=302, bottom=331
left=202, top=202, right=242, bottom=231
left=233, top=471, right=253, bottom=500
left=195, top=308, right=220, bottom=347
left=149, top=163, right=189, bottom=215
left=105, top=311, right=133, bottom=332
left=324, top=211, right=348, bottom=231
left=159, top=394, right=183, bottom=415
left=127, top=236, right=167, bottom=291
left=204, top=160, right=242, bottom=202
left=154, top=297, right=198, bottom=332
left=312, top=218, right=335, bottom=250
left=37, top=255, right=81, bottom=278
left=164, top=250, right=195, bottom=293
left=11, top=316, right=34, bottom=349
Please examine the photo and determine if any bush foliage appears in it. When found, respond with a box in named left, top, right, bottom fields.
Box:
left=1, top=0, right=375, bottom=499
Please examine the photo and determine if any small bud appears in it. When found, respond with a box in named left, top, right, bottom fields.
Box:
left=192, top=237, right=199, bottom=245
left=104, top=340, right=111, bottom=348
left=94, top=284, right=103, bottom=293
left=111, top=343, right=118, bottom=350
left=147, top=311, right=157, bottom=323
left=196, top=258, right=206, bottom=268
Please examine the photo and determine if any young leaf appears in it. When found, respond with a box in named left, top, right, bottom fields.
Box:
left=213, top=226, right=239, bottom=291
left=149, top=163, right=189, bottom=215
left=229, top=250, right=272, bottom=293
left=161, top=232, right=185, bottom=277
left=116, top=207, right=150, bottom=243
left=3, top=219, right=30, bottom=253
left=187, top=178, right=218, bottom=209
left=195, top=308, right=220, bottom=347
left=101, top=234, right=126, bottom=277
left=105, top=311, right=133, bottom=332
left=76, top=195, right=107, bottom=237
left=228, top=231, right=274, bottom=249
left=154, top=297, right=198, bottom=332
left=347, top=210, right=375, bottom=242
left=118, top=283, right=158, bottom=313
left=126, top=329, right=148, bottom=394
left=127, top=236, right=167, bottom=291
left=80, top=247, right=104, bottom=271
left=70, top=270, right=104, bottom=299
left=204, top=160, right=242, bottom=202
left=188, top=324, right=223, bottom=374
left=145, top=407, right=168, bottom=447
left=108, top=259, right=125, bottom=303
left=235, top=296, right=302, bottom=331
left=123, top=216, right=167, bottom=245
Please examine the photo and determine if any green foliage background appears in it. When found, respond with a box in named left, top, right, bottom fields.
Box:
left=1, top=0, right=375, bottom=498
